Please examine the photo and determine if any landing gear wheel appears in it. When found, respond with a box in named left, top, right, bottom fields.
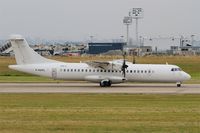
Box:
left=105, top=80, right=111, bottom=87
left=176, top=82, right=181, bottom=87
left=100, top=82, right=106, bottom=87
left=100, top=80, right=112, bottom=87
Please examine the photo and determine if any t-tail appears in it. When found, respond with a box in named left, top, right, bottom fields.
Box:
left=9, top=35, right=56, bottom=65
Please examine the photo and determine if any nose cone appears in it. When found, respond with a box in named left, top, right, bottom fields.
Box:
left=183, top=72, right=191, bottom=81
left=187, top=73, right=191, bottom=80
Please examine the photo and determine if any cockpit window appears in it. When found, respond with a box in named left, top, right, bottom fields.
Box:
left=171, top=68, right=182, bottom=71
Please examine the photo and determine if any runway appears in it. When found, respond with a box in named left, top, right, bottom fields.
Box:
left=0, top=83, right=200, bottom=94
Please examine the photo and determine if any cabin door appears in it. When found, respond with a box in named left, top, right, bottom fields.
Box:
left=52, top=68, right=57, bottom=79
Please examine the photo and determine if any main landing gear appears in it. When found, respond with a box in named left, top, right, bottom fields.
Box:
left=100, top=80, right=112, bottom=87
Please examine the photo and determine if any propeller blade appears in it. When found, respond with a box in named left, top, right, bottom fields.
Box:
left=121, top=51, right=128, bottom=78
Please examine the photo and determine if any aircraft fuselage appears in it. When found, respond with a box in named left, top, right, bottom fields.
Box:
left=9, top=62, right=191, bottom=84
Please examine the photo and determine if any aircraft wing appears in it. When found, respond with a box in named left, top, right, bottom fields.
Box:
left=85, top=60, right=122, bottom=70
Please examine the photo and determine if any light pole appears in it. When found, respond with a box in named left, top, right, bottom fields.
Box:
left=191, top=35, right=195, bottom=46
left=139, top=36, right=144, bottom=46
left=120, top=35, right=124, bottom=42
left=129, top=8, right=144, bottom=56
left=130, top=8, right=144, bottom=46
left=90, top=36, right=94, bottom=43
left=123, top=16, right=132, bottom=46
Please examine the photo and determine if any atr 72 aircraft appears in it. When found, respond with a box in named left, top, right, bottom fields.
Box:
left=8, top=35, right=191, bottom=87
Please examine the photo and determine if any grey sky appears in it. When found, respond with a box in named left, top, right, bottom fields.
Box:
left=0, top=0, right=200, bottom=40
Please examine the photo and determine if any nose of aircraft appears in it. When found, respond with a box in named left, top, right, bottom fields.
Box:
left=182, top=72, right=191, bottom=81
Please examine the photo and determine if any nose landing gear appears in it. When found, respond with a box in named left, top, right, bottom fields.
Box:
left=176, top=82, right=182, bottom=87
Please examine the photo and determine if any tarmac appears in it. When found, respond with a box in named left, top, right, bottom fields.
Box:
left=0, top=83, right=199, bottom=94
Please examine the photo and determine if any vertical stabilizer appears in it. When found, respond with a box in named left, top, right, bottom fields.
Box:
left=10, top=35, right=56, bottom=65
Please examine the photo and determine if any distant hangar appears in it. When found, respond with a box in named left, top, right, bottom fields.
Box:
left=88, top=42, right=125, bottom=54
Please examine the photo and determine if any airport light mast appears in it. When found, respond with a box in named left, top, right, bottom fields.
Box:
left=123, top=16, right=132, bottom=45
left=130, top=8, right=144, bottom=46
left=191, top=35, right=195, bottom=46
left=90, top=36, right=94, bottom=43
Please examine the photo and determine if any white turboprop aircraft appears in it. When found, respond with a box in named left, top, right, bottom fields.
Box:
left=8, top=35, right=191, bottom=87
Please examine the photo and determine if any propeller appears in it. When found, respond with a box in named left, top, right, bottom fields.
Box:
left=121, top=52, right=128, bottom=78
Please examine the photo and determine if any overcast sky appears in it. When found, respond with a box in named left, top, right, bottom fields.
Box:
left=0, top=0, right=200, bottom=40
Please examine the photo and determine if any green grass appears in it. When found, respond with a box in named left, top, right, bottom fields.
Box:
left=0, top=94, right=200, bottom=133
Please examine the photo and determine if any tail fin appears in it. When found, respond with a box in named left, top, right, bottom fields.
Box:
left=9, top=35, right=56, bottom=65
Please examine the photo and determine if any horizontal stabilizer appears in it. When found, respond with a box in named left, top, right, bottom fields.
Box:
left=9, top=35, right=24, bottom=41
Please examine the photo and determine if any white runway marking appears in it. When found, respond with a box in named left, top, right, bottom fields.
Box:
left=0, top=83, right=199, bottom=94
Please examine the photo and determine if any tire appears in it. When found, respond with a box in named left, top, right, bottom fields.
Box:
left=100, top=80, right=112, bottom=87
left=100, top=82, right=105, bottom=87
left=177, top=83, right=181, bottom=87
left=106, top=81, right=111, bottom=87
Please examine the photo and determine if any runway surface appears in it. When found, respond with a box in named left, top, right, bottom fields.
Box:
left=0, top=83, right=200, bottom=94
